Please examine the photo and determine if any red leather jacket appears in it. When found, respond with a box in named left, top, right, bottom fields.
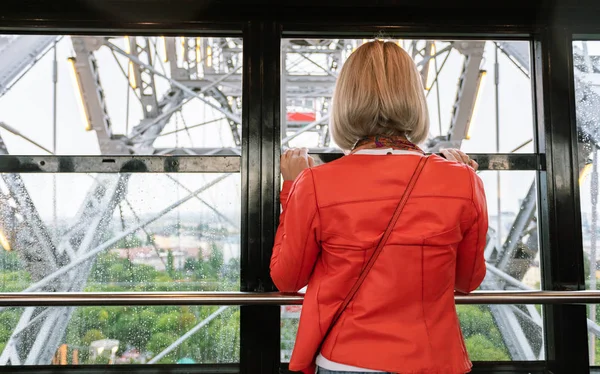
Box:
left=271, top=153, right=488, bottom=374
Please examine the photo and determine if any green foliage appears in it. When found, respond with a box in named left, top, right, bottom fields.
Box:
left=114, top=235, right=143, bottom=249
left=82, top=329, right=105, bottom=347
left=90, top=355, right=111, bottom=364
left=594, top=337, right=600, bottom=364
left=0, top=251, right=28, bottom=292
left=0, top=310, right=20, bottom=346
left=60, top=242, right=241, bottom=364
left=166, top=250, right=175, bottom=277
left=180, top=242, right=238, bottom=290
left=281, top=317, right=299, bottom=361
left=457, top=305, right=510, bottom=361
left=0, top=271, right=30, bottom=292
left=209, top=243, right=224, bottom=276
left=89, top=252, right=159, bottom=286
left=0, top=224, right=243, bottom=365
left=0, top=250, right=22, bottom=272
left=585, top=254, right=592, bottom=280
left=465, top=334, right=510, bottom=361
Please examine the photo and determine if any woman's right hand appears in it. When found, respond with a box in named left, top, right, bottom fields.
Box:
left=281, top=148, right=315, bottom=181
left=441, top=148, right=478, bottom=171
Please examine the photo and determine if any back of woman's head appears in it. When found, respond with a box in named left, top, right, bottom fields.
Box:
left=330, top=40, right=430, bottom=151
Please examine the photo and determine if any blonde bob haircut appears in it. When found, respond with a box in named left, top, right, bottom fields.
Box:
left=330, top=40, right=430, bottom=151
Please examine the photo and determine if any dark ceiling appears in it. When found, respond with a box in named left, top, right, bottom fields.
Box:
left=0, top=0, right=598, bottom=32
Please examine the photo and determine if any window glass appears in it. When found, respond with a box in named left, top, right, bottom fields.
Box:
left=0, top=32, right=243, bottom=365
left=0, top=35, right=242, bottom=155
left=0, top=171, right=240, bottom=365
left=573, top=39, right=600, bottom=365
left=0, top=306, right=239, bottom=364
left=0, top=173, right=240, bottom=292
left=281, top=39, right=534, bottom=154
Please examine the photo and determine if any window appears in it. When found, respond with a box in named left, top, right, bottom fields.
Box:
left=0, top=35, right=242, bottom=155
left=279, top=37, right=542, bottom=362
left=0, top=306, right=239, bottom=364
left=281, top=39, right=534, bottom=154
left=0, top=34, right=242, bottom=365
left=574, top=39, right=600, bottom=366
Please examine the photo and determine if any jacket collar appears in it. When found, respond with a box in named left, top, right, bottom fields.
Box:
left=351, top=135, right=424, bottom=154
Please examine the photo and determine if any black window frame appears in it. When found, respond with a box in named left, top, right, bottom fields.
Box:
left=0, top=1, right=598, bottom=373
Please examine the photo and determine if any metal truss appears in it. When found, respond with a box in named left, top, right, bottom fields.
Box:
left=474, top=40, right=543, bottom=359
left=0, top=35, right=59, bottom=99
left=479, top=41, right=600, bottom=360
left=71, top=36, right=128, bottom=154
left=0, top=126, right=131, bottom=364
left=427, top=41, right=486, bottom=151
left=0, top=173, right=130, bottom=365
left=0, top=137, right=58, bottom=282
left=482, top=181, right=542, bottom=360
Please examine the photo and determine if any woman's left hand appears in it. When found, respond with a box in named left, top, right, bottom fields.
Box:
left=441, top=148, right=478, bottom=171
left=281, top=148, right=315, bottom=181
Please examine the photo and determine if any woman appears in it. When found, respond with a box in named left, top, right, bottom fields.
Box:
left=271, top=40, right=488, bottom=374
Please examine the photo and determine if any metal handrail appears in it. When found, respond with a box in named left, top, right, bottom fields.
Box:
left=0, top=290, right=599, bottom=306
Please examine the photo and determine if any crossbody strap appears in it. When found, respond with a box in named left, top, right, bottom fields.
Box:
left=316, top=155, right=430, bottom=356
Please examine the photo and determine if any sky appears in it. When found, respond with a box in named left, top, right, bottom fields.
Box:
left=0, top=36, right=577, bottom=242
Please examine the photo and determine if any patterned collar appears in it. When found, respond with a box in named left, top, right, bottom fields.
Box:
left=351, top=136, right=424, bottom=154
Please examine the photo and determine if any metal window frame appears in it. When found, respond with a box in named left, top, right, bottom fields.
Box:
left=0, top=156, right=241, bottom=173
left=0, top=1, right=596, bottom=373
left=239, top=20, right=282, bottom=374
left=0, top=154, right=540, bottom=173
left=533, top=27, right=590, bottom=372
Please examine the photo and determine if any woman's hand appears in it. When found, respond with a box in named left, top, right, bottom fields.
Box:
left=281, top=148, right=315, bottom=181
left=441, top=148, right=478, bottom=171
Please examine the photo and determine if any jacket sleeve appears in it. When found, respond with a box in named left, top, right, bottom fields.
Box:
left=270, top=169, right=321, bottom=292
left=455, top=168, right=488, bottom=294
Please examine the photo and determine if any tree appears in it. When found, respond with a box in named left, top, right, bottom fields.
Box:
left=196, top=223, right=209, bottom=239
left=82, top=329, right=106, bottom=347
left=114, top=235, right=143, bottom=249
left=166, top=249, right=175, bottom=277
left=0, top=310, right=20, bottom=346
left=457, top=305, right=509, bottom=359
left=0, top=250, right=21, bottom=271
left=208, top=242, right=224, bottom=278
left=1, top=239, right=242, bottom=365
left=465, top=334, right=510, bottom=361
left=223, top=257, right=240, bottom=285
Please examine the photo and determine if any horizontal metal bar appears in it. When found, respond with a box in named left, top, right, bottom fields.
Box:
left=313, top=152, right=543, bottom=171
left=0, top=153, right=539, bottom=173
left=0, top=290, right=597, bottom=307
left=281, top=362, right=547, bottom=374
left=0, top=362, right=547, bottom=374
left=0, top=155, right=240, bottom=173
left=1, top=364, right=240, bottom=373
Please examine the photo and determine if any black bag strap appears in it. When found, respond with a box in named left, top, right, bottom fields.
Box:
left=315, top=155, right=430, bottom=358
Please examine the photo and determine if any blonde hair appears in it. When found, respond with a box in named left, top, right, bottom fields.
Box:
left=330, top=40, right=430, bottom=150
